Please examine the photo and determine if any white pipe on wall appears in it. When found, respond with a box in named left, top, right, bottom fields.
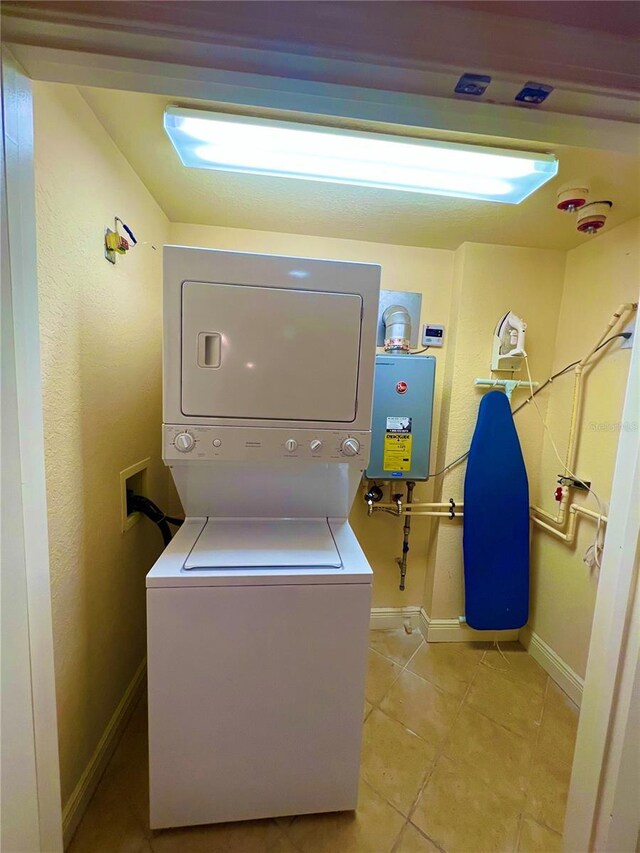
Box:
left=369, top=501, right=464, bottom=518
left=404, top=511, right=463, bottom=517
left=372, top=502, right=463, bottom=509
left=531, top=503, right=608, bottom=544
left=530, top=302, right=636, bottom=532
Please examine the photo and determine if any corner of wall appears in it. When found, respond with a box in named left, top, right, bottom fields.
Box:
left=421, top=242, right=467, bottom=617
left=426, top=241, right=566, bottom=625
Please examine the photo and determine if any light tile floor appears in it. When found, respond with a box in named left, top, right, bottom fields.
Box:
left=69, top=630, right=579, bottom=853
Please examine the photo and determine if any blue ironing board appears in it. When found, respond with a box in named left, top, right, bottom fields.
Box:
left=463, top=390, right=529, bottom=630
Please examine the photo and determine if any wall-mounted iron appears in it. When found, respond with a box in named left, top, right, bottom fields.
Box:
left=491, top=311, right=527, bottom=371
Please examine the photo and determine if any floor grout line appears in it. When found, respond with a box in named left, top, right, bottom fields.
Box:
left=396, top=640, right=548, bottom=851
left=277, top=821, right=305, bottom=853
left=369, top=635, right=479, bottom=853
left=368, top=635, right=425, bottom=672
left=514, top=673, right=551, bottom=851
left=478, top=653, right=549, bottom=698
left=514, top=814, right=525, bottom=853
left=390, top=816, right=447, bottom=853
left=366, top=637, right=426, bottom=710
left=368, top=701, right=436, bottom=747
left=348, top=636, right=560, bottom=847
left=80, top=631, right=572, bottom=853
left=412, top=822, right=448, bottom=853
left=401, top=637, right=427, bottom=671
left=398, top=652, right=484, bottom=849
left=527, top=815, right=565, bottom=837
left=383, top=649, right=480, bottom=710
left=459, top=688, right=545, bottom=742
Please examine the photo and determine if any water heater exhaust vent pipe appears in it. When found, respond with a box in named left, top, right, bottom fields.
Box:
left=383, top=305, right=412, bottom=353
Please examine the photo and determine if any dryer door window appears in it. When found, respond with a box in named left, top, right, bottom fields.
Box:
left=181, top=281, right=362, bottom=422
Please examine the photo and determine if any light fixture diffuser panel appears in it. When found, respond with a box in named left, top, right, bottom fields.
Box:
left=164, top=107, right=558, bottom=204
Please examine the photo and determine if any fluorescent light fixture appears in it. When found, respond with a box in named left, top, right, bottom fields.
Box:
left=164, top=107, right=558, bottom=204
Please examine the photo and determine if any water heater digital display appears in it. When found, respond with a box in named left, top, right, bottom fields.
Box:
left=366, top=354, right=436, bottom=480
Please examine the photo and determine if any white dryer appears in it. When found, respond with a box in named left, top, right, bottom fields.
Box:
left=147, top=247, right=380, bottom=829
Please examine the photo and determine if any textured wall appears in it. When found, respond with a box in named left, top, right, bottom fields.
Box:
left=169, top=223, right=454, bottom=608
left=530, top=217, right=639, bottom=678
left=428, top=243, right=566, bottom=618
left=33, top=83, right=170, bottom=807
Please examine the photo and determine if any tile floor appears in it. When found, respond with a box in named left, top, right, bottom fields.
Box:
left=69, top=629, right=579, bottom=853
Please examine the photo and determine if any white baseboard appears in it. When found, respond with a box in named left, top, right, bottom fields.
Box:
left=369, top=607, right=422, bottom=630
left=62, top=659, right=146, bottom=848
left=520, top=625, right=583, bottom=706
left=370, top=607, right=519, bottom=642
left=419, top=609, right=520, bottom=643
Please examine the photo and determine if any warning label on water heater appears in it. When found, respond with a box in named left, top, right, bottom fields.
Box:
left=383, top=417, right=413, bottom=471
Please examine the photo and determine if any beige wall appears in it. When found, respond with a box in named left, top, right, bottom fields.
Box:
left=34, top=83, right=170, bottom=807
left=428, top=242, right=566, bottom=618
left=530, top=217, right=639, bottom=678
left=169, top=223, right=454, bottom=608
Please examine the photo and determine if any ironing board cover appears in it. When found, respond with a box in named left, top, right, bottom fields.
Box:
left=463, top=390, right=529, bottom=629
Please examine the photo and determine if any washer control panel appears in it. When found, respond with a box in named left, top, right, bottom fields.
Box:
left=164, top=426, right=370, bottom=464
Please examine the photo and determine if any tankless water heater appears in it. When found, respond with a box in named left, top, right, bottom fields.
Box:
left=365, top=354, right=436, bottom=480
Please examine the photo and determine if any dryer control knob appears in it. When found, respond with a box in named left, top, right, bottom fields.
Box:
left=174, top=432, right=195, bottom=453
left=340, top=437, right=360, bottom=456
left=310, top=440, right=323, bottom=452
left=285, top=439, right=298, bottom=453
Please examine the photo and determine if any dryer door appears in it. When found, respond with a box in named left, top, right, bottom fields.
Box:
left=181, top=281, right=362, bottom=422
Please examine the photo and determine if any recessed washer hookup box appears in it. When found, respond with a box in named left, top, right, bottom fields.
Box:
left=366, top=354, right=436, bottom=481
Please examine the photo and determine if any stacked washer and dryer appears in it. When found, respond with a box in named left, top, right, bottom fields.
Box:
left=147, top=246, right=381, bottom=829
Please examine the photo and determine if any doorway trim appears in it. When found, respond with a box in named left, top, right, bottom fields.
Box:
left=2, top=36, right=638, bottom=852
left=563, top=299, right=640, bottom=851
left=1, top=45, right=63, bottom=853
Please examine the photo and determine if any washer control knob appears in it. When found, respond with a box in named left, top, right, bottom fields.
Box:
left=340, top=437, right=360, bottom=456
left=174, top=432, right=195, bottom=453
left=212, top=439, right=222, bottom=448
left=310, top=439, right=323, bottom=452
left=285, top=439, right=298, bottom=453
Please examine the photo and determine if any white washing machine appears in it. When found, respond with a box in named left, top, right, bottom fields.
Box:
left=147, top=247, right=380, bottom=829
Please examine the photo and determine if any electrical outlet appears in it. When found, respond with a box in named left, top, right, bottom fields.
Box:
left=620, top=318, right=635, bottom=350
left=558, top=475, right=591, bottom=491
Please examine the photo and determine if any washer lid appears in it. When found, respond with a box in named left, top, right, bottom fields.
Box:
left=184, top=518, right=342, bottom=570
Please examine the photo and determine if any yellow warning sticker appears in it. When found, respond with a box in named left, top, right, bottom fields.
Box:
left=383, top=434, right=413, bottom=471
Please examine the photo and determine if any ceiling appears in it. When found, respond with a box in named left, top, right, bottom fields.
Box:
left=78, top=86, right=640, bottom=251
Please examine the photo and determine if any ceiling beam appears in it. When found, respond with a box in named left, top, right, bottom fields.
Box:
left=2, top=1, right=639, bottom=96
left=9, top=43, right=639, bottom=155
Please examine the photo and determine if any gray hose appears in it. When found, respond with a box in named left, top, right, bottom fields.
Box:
left=398, top=481, right=415, bottom=590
